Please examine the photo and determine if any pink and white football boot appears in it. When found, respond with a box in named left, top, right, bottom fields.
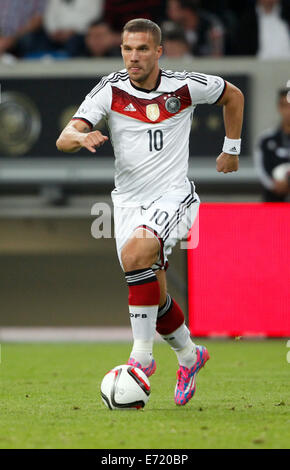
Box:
left=174, top=345, right=210, bottom=406
left=127, top=357, right=157, bottom=378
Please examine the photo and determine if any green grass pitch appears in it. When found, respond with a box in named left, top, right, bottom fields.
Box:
left=0, top=340, right=289, bottom=449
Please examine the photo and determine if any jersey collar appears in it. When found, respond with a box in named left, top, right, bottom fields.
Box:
left=129, top=69, right=162, bottom=94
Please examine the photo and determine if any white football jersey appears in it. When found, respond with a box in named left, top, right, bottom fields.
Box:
left=73, top=69, right=226, bottom=206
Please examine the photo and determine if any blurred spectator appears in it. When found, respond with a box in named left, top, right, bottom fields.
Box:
left=199, top=0, right=253, bottom=18
left=82, top=21, right=121, bottom=57
left=232, top=0, right=290, bottom=58
left=254, top=88, right=290, bottom=202
left=166, top=0, right=224, bottom=56
left=0, top=0, right=46, bottom=58
left=161, top=22, right=192, bottom=58
left=104, top=0, right=166, bottom=32
left=43, top=0, right=104, bottom=57
left=196, top=1, right=253, bottom=55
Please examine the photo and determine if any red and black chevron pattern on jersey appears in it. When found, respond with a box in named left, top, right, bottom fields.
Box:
left=111, top=85, right=192, bottom=123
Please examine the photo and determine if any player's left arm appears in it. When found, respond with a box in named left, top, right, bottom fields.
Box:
left=215, top=81, right=244, bottom=173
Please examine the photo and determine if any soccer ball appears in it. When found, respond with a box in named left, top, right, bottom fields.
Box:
left=272, top=163, right=290, bottom=182
left=100, top=364, right=150, bottom=410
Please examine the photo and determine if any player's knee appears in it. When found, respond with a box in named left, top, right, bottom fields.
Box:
left=121, top=240, right=158, bottom=271
left=121, top=249, right=152, bottom=271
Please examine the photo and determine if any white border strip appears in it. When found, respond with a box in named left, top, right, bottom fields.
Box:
left=0, top=327, right=131, bottom=342
left=0, top=327, right=163, bottom=343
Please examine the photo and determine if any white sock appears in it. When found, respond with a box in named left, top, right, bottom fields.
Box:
left=161, top=323, right=197, bottom=368
left=129, top=305, right=158, bottom=367
left=175, top=337, right=197, bottom=369
left=130, top=339, right=154, bottom=367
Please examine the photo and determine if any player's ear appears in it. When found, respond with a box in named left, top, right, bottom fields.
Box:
left=157, top=45, right=163, bottom=58
left=120, top=43, right=125, bottom=59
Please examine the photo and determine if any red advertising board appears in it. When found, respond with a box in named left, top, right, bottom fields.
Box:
left=188, top=203, right=290, bottom=337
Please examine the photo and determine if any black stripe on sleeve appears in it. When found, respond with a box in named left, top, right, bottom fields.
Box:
left=161, top=70, right=207, bottom=85
left=71, top=117, right=93, bottom=129
left=89, top=72, right=129, bottom=98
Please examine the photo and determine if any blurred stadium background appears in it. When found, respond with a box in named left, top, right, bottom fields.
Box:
left=0, top=0, right=289, bottom=339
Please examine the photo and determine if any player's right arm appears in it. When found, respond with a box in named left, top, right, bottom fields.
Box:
left=56, top=119, right=108, bottom=154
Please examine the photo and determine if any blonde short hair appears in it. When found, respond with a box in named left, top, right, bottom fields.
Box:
left=122, top=18, right=162, bottom=46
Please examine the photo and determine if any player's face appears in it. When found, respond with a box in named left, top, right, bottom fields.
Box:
left=121, top=31, right=162, bottom=85
left=278, top=95, right=290, bottom=125
left=258, top=0, right=279, bottom=9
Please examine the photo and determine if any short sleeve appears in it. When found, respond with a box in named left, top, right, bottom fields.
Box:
left=186, top=73, right=226, bottom=105
left=72, top=80, right=112, bottom=128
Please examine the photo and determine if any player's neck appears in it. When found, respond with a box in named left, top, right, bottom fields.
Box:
left=282, top=121, right=290, bottom=135
left=130, top=68, right=161, bottom=92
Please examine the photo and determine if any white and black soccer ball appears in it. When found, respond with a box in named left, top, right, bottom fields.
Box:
left=100, top=365, right=150, bottom=410
left=272, top=163, right=290, bottom=182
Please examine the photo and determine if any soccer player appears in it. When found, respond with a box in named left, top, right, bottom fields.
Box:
left=254, top=87, right=290, bottom=202
left=56, top=19, right=244, bottom=406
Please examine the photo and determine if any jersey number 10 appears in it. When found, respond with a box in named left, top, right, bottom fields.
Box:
left=147, top=130, right=163, bottom=152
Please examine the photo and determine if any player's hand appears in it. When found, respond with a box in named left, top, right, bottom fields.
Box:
left=273, top=179, right=290, bottom=195
left=0, top=35, right=15, bottom=54
left=216, top=152, right=239, bottom=173
left=79, top=130, right=109, bottom=153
